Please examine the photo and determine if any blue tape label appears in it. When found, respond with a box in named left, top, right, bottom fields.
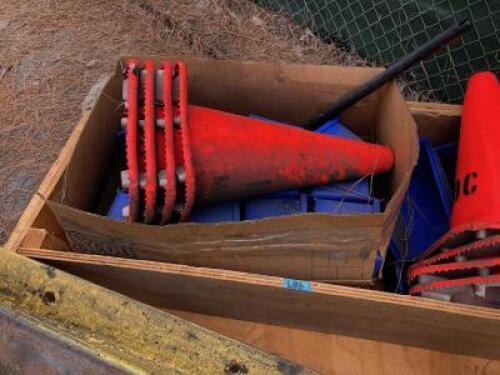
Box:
left=283, top=278, right=312, bottom=292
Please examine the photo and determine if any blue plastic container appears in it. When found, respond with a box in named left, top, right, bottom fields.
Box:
left=388, top=138, right=454, bottom=293
left=190, top=201, right=241, bottom=223
left=315, top=117, right=358, bottom=139
left=309, top=183, right=371, bottom=204
left=434, top=142, right=458, bottom=190
left=107, top=189, right=129, bottom=221
left=243, top=194, right=308, bottom=220
left=313, top=198, right=380, bottom=214
left=400, top=139, right=452, bottom=257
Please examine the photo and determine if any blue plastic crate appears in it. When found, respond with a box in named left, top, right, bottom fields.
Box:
left=388, top=138, right=454, bottom=293
left=313, top=198, right=380, bottom=214
left=107, top=189, right=129, bottom=221
left=434, top=142, right=458, bottom=191
left=190, top=201, right=241, bottom=223
left=315, top=117, right=359, bottom=140
left=400, top=139, right=452, bottom=258
left=309, top=183, right=371, bottom=204
left=260, top=190, right=301, bottom=199
left=243, top=193, right=308, bottom=220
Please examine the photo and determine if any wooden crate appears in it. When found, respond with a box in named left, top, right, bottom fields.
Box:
left=5, top=58, right=500, bottom=373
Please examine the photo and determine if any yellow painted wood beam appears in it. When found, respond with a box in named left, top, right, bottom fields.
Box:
left=0, top=247, right=313, bottom=374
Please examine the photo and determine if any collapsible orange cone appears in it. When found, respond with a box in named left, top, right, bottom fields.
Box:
left=451, top=72, right=500, bottom=232
left=409, top=72, right=500, bottom=306
left=122, top=60, right=395, bottom=223
left=416, top=72, right=500, bottom=249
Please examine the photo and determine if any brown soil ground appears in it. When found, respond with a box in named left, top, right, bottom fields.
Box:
left=0, top=0, right=370, bottom=243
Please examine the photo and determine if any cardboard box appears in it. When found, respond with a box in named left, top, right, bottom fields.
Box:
left=10, top=57, right=417, bottom=285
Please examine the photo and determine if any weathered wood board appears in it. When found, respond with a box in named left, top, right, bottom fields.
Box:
left=20, top=247, right=500, bottom=360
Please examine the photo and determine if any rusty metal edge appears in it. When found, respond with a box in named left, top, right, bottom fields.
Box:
left=0, top=247, right=313, bottom=374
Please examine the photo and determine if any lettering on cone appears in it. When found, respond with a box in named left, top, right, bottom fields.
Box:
left=455, top=171, right=478, bottom=201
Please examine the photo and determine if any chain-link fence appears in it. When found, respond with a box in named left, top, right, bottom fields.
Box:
left=256, top=0, right=499, bottom=103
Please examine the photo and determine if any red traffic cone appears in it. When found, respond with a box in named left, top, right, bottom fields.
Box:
left=187, top=105, right=394, bottom=205
left=451, top=72, right=500, bottom=233
left=121, top=60, right=395, bottom=223
left=416, top=72, right=500, bottom=252
left=409, top=72, right=500, bottom=305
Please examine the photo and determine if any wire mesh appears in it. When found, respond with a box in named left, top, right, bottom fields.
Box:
left=256, top=0, right=500, bottom=103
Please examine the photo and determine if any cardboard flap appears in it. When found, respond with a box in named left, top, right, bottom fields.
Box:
left=48, top=201, right=383, bottom=283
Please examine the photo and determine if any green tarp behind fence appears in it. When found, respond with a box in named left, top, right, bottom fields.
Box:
left=256, top=0, right=499, bottom=103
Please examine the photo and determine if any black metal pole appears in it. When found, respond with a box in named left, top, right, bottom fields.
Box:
left=304, top=19, right=471, bottom=131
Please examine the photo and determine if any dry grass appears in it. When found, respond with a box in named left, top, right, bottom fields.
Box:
left=152, top=0, right=366, bottom=65
left=0, top=0, right=370, bottom=243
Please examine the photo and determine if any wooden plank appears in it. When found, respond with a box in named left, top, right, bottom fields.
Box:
left=20, top=228, right=47, bottom=249
left=19, top=247, right=500, bottom=360
left=408, top=101, right=462, bottom=116
left=0, top=247, right=312, bottom=374
left=47, top=201, right=384, bottom=283
left=4, top=111, right=91, bottom=253
left=171, top=310, right=500, bottom=375
left=407, top=101, right=461, bottom=144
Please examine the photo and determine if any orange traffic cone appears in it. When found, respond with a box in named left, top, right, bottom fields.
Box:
left=418, top=71, right=500, bottom=251
left=451, top=72, right=500, bottom=232
left=409, top=72, right=500, bottom=305
left=187, top=105, right=394, bottom=205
